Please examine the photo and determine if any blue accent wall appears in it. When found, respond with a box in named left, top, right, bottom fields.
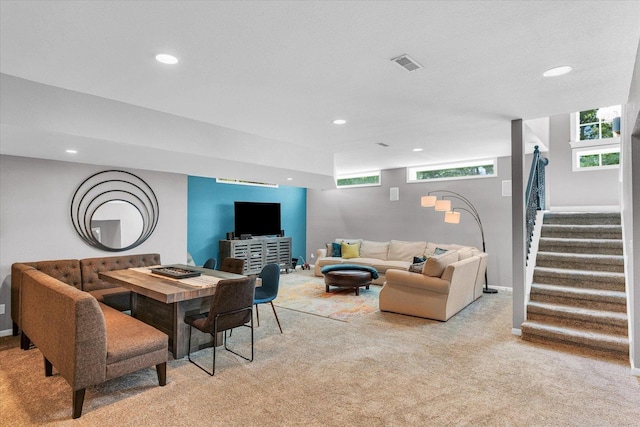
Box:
left=187, top=176, right=307, bottom=267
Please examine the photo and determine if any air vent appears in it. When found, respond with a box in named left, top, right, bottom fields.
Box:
left=391, top=54, right=423, bottom=72
left=377, top=142, right=390, bottom=147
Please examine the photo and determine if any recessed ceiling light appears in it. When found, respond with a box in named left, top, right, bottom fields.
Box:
left=286, top=177, right=293, bottom=181
left=66, top=149, right=77, bottom=154
left=155, top=53, right=179, bottom=65
left=413, top=148, right=424, bottom=152
left=543, top=65, right=572, bottom=77
left=332, top=119, right=347, bottom=125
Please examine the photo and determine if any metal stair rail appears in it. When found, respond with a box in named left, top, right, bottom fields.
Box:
left=525, top=145, right=549, bottom=258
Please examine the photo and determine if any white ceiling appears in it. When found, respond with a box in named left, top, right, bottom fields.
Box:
left=1, top=1, right=639, bottom=188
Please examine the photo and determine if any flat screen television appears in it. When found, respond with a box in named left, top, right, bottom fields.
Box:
left=234, top=201, right=281, bottom=237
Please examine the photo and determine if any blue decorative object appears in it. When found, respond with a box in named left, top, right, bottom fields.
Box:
left=331, top=242, right=342, bottom=257
left=321, top=264, right=379, bottom=279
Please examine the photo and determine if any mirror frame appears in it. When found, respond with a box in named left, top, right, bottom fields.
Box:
left=70, top=170, right=159, bottom=252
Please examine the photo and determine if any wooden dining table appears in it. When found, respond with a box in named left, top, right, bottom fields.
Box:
left=100, top=264, right=245, bottom=359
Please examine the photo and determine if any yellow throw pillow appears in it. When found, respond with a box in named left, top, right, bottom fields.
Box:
left=341, top=241, right=360, bottom=259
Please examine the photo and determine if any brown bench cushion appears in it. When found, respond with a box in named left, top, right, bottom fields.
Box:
left=80, top=254, right=161, bottom=292
left=89, top=288, right=132, bottom=312
left=100, top=303, right=168, bottom=380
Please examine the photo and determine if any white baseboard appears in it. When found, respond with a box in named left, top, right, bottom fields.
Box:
left=550, top=205, right=620, bottom=212
left=487, top=285, right=512, bottom=292
left=0, top=329, right=13, bottom=338
left=511, top=328, right=522, bottom=336
left=631, top=366, right=640, bottom=377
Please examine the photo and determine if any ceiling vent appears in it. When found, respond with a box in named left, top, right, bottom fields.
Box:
left=391, top=54, right=423, bottom=72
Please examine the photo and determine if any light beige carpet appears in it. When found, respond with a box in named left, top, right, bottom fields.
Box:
left=1, top=270, right=638, bottom=426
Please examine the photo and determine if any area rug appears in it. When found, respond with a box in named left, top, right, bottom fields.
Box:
left=274, top=272, right=380, bottom=322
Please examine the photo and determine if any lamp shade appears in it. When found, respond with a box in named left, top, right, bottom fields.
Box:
left=421, top=195, right=437, bottom=207
left=444, top=211, right=461, bottom=224
left=434, top=199, right=451, bottom=212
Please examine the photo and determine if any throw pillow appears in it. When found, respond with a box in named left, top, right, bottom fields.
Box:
left=423, top=250, right=459, bottom=277
left=413, top=256, right=426, bottom=263
left=331, top=242, right=342, bottom=257
left=434, top=247, right=448, bottom=255
left=341, top=241, right=360, bottom=259
left=409, top=261, right=425, bottom=273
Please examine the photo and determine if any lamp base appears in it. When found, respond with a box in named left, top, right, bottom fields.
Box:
left=483, top=287, right=498, bottom=294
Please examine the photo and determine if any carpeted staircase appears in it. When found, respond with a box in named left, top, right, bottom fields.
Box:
left=521, top=212, right=629, bottom=358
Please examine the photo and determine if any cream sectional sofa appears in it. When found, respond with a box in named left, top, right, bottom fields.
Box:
left=315, top=239, right=488, bottom=321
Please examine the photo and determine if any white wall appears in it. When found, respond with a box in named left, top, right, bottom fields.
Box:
left=0, top=155, right=187, bottom=334
left=306, top=157, right=513, bottom=287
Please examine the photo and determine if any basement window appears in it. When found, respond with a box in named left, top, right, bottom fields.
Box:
left=407, top=159, right=497, bottom=183
left=336, top=171, right=381, bottom=188
left=216, top=178, right=278, bottom=188
left=572, top=146, right=620, bottom=171
left=569, top=105, right=621, bottom=172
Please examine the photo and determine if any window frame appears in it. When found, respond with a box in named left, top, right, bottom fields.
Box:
left=572, top=145, right=621, bottom=172
left=335, top=171, right=381, bottom=188
left=216, top=178, right=278, bottom=188
left=406, top=158, right=497, bottom=183
left=569, top=106, right=621, bottom=172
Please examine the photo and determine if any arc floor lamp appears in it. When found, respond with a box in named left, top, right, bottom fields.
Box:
left=421, top=190, right=497, bottom=294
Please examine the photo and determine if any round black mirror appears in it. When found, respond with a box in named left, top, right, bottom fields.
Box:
left=71, top=170, right=159, bottom=252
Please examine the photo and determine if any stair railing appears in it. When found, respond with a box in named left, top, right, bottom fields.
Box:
left=525, top=145, right=549, bottom=257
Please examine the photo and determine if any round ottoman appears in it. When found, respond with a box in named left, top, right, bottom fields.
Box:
left=324, top=270, right=372, bottom=296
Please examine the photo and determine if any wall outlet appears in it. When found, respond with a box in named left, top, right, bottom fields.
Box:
left=310, top=253, right=315, bottom=259
left=0, top=304, right=5, bottom=315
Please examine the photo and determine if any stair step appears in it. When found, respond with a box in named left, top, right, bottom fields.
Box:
left=535, top=252, right=624, bottom=272
left=540, top=224, right=622, bottom=239
left=533, top=267, right=626, bottom=292
left=530, top=284, right=627, bottom=312
left=521, top=321, right=629, bottom=355
left=538, top=237, right=623, bottom=255
left=542, top=212, right=621, bottom=225
left=526, top=301, right=628, bottom=335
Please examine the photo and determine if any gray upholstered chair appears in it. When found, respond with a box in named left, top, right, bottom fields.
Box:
left=254, top=263, right=283, bottom=333
left=184, top=276, right=256, bottom=375
left=220, top=257, right=245, bottom=274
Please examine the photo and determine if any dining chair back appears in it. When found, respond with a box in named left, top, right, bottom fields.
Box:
left=184, top=276, right=255, bottom=375
left=220, top=257, right=245, bottom=274
left=253, top=263, right=282, bottom=333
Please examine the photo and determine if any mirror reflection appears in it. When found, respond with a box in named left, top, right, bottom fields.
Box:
left=91, top=201, right=144, bottom=249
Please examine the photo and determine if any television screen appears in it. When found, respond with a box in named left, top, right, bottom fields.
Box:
left=234, top=201, right=281, bottom=237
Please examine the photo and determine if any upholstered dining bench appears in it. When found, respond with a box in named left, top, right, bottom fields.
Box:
left=11, top=253, right=161, bottom=348
left=20, top=268, right=168, bottom=419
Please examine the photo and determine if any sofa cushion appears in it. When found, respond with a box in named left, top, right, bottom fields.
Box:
left=368, top=260, right=411, bottom=274
left=457, top=246, right=475, bottom=260
left=387, top=240, right=427, bottom=262
left=423, top=250, right=459, bottom=277
left=341, top=241, right=360, bottom=259
left=360, top=240, right=389, bottom=260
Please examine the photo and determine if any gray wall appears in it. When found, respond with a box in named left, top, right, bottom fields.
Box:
left=307, top=157, right=513, bottom=287
left=547, top=114, right=620, bottom=209
left=0, top=155, right=188, bottom=335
